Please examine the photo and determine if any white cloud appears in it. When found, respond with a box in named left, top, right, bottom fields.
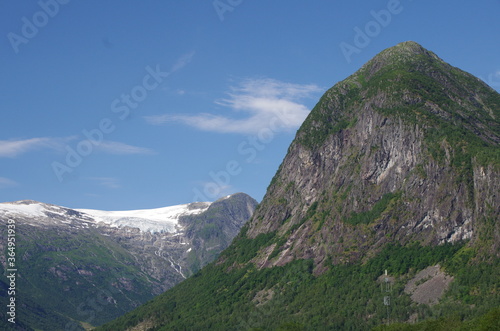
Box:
left=146, top=78, right=324, bottom=134
left=0, top=137, right=154, bottom=159
left=0, top=177, right=18, bottom=189
left=96, top=141, right=156, bottom=155
left=0, top=137, right=75, bottom=158
left=88, top=177, right=121, bottom=189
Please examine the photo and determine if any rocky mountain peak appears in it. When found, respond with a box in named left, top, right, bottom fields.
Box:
left=240, top=42, right=499, bottom=272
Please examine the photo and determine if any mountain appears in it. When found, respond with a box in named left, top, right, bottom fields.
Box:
left=0, top=193, right=257, bottom=330
left=97, top=42, right=500, bottom=331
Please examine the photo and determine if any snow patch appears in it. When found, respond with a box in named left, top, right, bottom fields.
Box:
left=77, top=202, right=211, bottom=233
left=0, top=203, right=46, bottom=217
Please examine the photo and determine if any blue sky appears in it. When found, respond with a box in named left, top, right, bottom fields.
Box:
left=1, top=0, right=499, bottom=210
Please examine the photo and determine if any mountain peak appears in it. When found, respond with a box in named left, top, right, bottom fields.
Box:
left=385, top=40, right=430, bottom=55
left=373, top=41, right=437, bottom=61
left=356, top=41, right=442, bottom=81
left=248, top=41, right=499, bottom=266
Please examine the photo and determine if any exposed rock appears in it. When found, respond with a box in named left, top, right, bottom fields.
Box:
left=404, top=265, right=453, bottom=305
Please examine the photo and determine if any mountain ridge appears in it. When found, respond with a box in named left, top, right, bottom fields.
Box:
left=0, top=193, right=257, bottom=330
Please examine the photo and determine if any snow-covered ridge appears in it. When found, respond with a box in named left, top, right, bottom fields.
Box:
left=77, top=202, right=211, bottom=233
left=0, top=200, right=212, bottom=234
left=0, top=201, right=46, bottom=217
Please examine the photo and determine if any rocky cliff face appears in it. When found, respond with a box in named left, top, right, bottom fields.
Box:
left=246, top=41, right=499, bottom=273
left=0, top=193, right=257, bottom=330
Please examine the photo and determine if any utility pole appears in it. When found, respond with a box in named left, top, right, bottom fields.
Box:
left=382, top=269, right=392, bottom=324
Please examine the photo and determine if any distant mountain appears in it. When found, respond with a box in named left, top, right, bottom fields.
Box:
left=0, top=193, right=257, bottom=330
left=98, top=42, right=500, bottom=330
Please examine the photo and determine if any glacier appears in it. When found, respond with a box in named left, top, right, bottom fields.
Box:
left=0, top=200, right=212, bottom=234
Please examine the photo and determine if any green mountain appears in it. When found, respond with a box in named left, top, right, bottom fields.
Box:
left=98, top=41, right=499, bottom=330
left=0, top=193, right=257, bottom=330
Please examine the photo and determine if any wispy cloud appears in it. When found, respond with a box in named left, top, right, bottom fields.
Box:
left=171, top=51, right=195, bottom=73
left=195, top=180, right=234, bottom=200
left=0, top=137, right=153, bottom=158
left=96, top=141, right=156, bottom=155
left=144, top=114, right=171, bottom=125
left=145, top=78, right=324, bottom=134
left=88, top=177, right=121, bottom=189
left=0, top=177, right=18, bottom=189
left=0, top=137, right=75, bottom=158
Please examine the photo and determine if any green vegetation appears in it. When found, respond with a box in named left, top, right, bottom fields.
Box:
left=297, top=91, right=359, bottom=150
left=345, top=192, right=401, bottom=226
left=222, top=227, right=276, bottom=264
left=98, top=240, right=500, bottom=331
left=0, top=227, right=157, bottom=330
left=373, top=307, right=500, bottom=331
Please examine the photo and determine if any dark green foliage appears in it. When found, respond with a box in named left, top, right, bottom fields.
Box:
left=276, top=322, right=305, bottom=330
left=373, top=307, right=500, bottom=331
left=365, top=242, right=463, bottom=276
left=345, top=192, right=401, bottom=226
left=268, top=235, right=288, bottom=260
left=97, top=241, right=500, bottom=331
left=222, top=230, right=276, bottom=264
